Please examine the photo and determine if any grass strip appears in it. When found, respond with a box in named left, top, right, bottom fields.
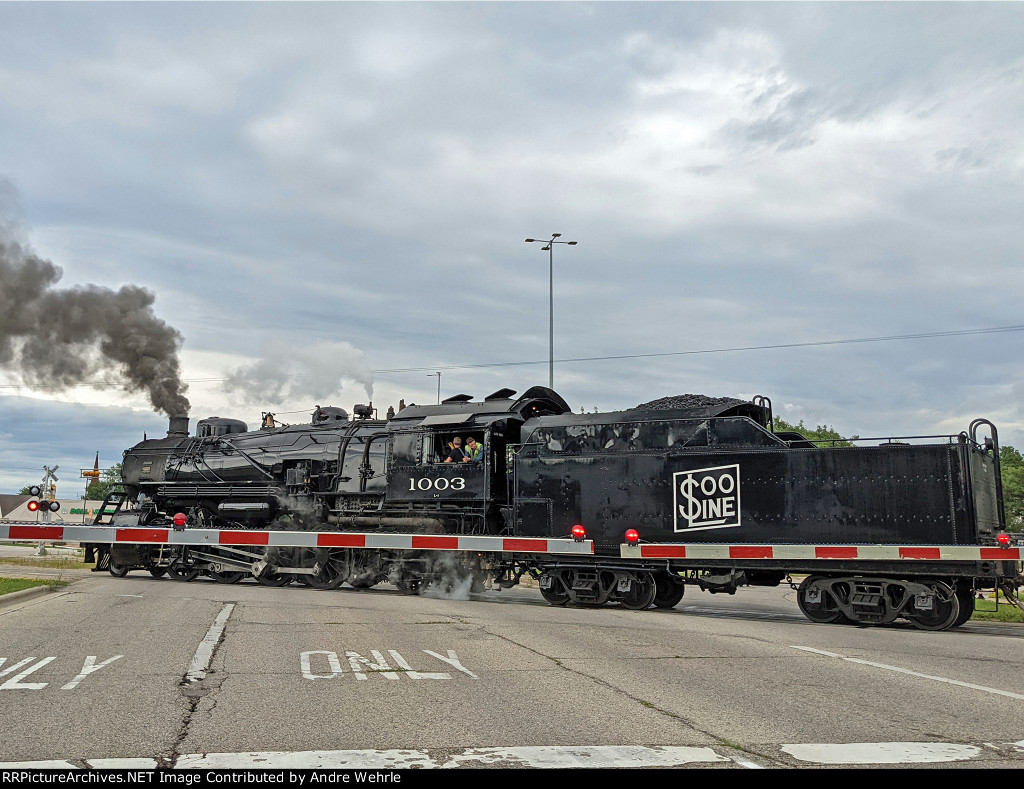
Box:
left=0, top=578, right=52, bottom=596
left=972, top=596, right=1024, bottom=623
left=0, top=556, right=94, bottom=569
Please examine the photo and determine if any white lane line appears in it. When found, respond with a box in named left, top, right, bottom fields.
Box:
left=790, top=646, right=842, bottom=658
left=782, top=742, right=981, bottom=765
left=186, top=603, right=234, bottom=683
left=790, top=645, right=1024, bottom=701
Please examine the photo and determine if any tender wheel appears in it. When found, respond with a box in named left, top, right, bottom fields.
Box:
left=951, top=585, right=976, bottom=628
left=619, top=572, right=657, bottom=610
left=905, top=580, right=960, bottom=631
left=108, top=560, right=130, bottom=578
left=209, top=571, right=245, bottom=584
left=148, top=567, right=167, bottom=578
left=167, top=565, right=201, bottom=582
left=538, top=572, right=571, bottom=606
left=797, top=576, right=848, bottom=624
left=302, top=548, right=348, bottom=590
left=653, top=573, right=685, bottom=609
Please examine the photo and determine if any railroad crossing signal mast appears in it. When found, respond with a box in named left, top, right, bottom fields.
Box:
left=28, top=465, right=60, bottom=554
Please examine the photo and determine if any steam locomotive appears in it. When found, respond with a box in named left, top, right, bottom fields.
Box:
left=95, top=386, right=1021, bottom=631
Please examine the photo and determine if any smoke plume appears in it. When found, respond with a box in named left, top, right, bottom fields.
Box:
left=0, top=240, right=191, bottom=416
left=223, top=339, right=373, bottom=407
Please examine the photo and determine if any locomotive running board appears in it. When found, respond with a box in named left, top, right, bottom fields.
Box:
left=0, top=523, right=595, bottom=556
left=620, top=542, right=1022, bottom=562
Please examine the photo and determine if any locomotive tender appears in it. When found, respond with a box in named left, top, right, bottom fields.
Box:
left=92, top=386, right=1020, bottom=631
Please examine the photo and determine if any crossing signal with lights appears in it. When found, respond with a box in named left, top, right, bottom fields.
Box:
left=26, top=485, right=60, bottom=513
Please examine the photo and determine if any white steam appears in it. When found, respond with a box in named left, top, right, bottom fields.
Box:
left=223, top=340, right=373, bottom=407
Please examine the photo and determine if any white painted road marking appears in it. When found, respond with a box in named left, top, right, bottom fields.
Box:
left=2, top=741, right=1020, bottom=768
left=0, top=657, right=56, bottom=690
left=438, top=745, right=728, bottom=768
left=0, top=655, right=123, bottom=690
left=186, top=603, right=234, bottom=683
left=0, top=746, right=726, bottom=769
left=300, top=649, right=477, bottom=680
left=791, top=645, right=1024, bottom=701
left=782, top=742, right=982, bottom=764
left=61, top=655, right=123, bottom=690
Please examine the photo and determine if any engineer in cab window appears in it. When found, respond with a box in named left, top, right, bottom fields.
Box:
left=465, top=436, right=483, bottom=461
left=445, top=437, right=467, bottom=463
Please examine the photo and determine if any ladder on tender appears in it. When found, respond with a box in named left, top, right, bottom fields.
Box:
left=93, top=487, right=128, bottom=525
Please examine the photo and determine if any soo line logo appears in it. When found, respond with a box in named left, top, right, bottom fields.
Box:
left=673, top=464, right=742, bottom=532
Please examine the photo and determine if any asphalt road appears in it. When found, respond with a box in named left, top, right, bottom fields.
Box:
left=2, top=557, right=1024, bottom=770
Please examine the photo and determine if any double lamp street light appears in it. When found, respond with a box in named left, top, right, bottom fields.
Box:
left=525, top=234, right=577, bottom=389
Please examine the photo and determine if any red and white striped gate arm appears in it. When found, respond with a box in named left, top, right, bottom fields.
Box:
left=620, top=542, right=1022, bottom=562
left=0, top=522, right=594, bottom=555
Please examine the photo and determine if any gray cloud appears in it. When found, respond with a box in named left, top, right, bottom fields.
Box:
left=1, top=2, right=1023, bottom=490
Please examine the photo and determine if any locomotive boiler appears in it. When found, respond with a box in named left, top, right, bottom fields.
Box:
left=91, top=385, right=1020, bottom=631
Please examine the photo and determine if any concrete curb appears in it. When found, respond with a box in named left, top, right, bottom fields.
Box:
left=0, top=583, right=60, bottom=607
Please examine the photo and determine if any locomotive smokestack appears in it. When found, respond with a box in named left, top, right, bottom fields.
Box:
left=167, top=416, right=189, bottom=437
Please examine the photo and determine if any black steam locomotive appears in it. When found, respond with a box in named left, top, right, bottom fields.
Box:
left=97, top=386, right=1020, bottom=631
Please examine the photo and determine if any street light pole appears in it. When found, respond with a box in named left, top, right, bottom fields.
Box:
left=525, top=233, right=578, bottom=389
left=428, top=372, right=441, bottom=404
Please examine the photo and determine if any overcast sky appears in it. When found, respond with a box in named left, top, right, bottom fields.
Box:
left=1, top=2, right=1022, bottom=496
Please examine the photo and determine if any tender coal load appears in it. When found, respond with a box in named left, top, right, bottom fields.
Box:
left=637, top=394, right=749, bottom=411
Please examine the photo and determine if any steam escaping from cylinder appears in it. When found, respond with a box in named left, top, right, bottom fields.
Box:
left=222, top=339, right=373, bottom=407
left=0, top=234, right=191, bottom=417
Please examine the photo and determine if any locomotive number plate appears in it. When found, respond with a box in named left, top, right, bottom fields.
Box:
left=409, top=477, right=466, bottom=491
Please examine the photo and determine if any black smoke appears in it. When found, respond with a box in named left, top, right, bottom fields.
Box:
left=0, top=239, right=190, bottom=417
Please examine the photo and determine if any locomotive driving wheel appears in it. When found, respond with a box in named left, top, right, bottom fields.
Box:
left=904, top=579, right=960, bottom=631
left=797, top=576, right=848, bottom=624
left=347, top=550, right=383, bottom=589
left=256, top=548, right=294, bottom=587
left=167, top=565, right=201, bottom=582
left=301, top=548, right=348, bottom=590
left=619, top=572, right=657, bottom=610
left=394, top=573, right=424, bottom=595
left=208, top=570, right=245, bottom=584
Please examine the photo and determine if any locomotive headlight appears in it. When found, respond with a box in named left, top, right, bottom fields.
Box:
left=172, top=512, right=188, bottom=531
left=997, top=532, right=1013, bottom=548
left=624, top=528, right=640, bottom=546
left=571, top=524, right=586, bottom=542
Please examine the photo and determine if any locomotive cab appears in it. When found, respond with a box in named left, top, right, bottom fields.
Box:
left=383, top=387, right=572, bottom=529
